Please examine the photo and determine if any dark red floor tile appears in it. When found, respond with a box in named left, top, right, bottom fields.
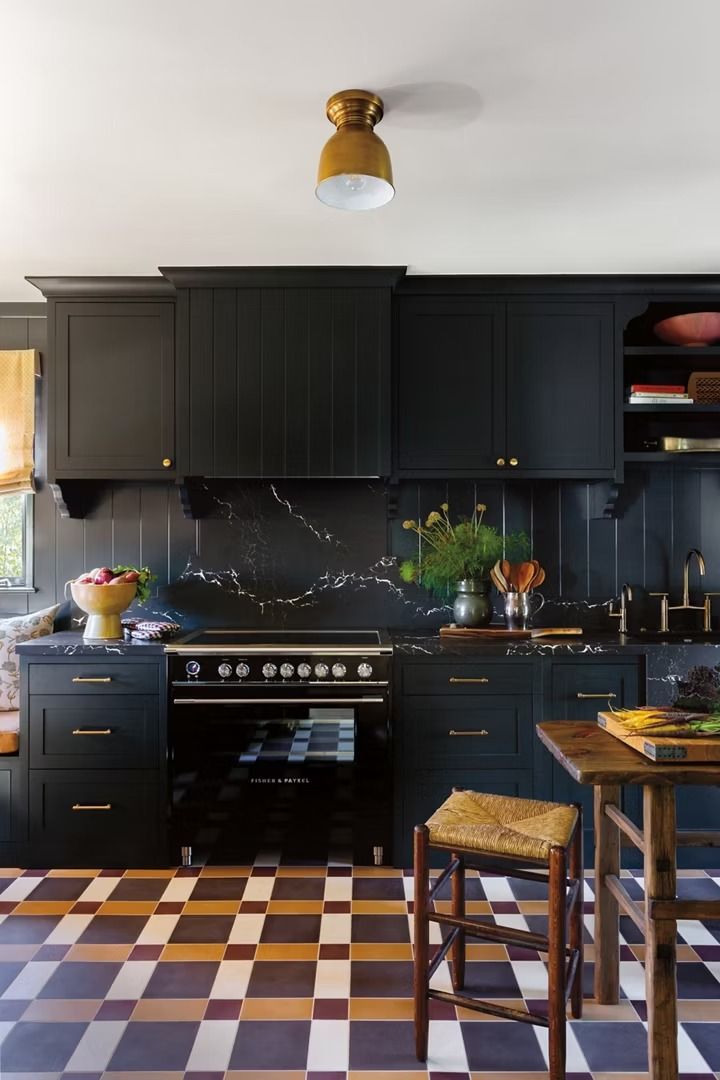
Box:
left=313, top=997, right=349, bottom=1019
left=205, top=998, right=243, bottom=1019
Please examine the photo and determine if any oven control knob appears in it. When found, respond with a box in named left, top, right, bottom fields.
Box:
left=357, top=662, right=373, bottom=680
left=331, top=662, right=346, bottom=679
left=262, top=662, right=277, bottom=679
left=297, top=662, right=312, bottom=679
left=314, top=662, right=329, bottom=679
left=235, top=662, right=250, bottom=679
left=218, top=662, right=233, bottom=679
left=185, top=660, right=201, bottom=677
left=279, top=662, right=294, bottom=679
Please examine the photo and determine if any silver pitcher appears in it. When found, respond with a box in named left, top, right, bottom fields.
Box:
left=503, top=591, right=545, bottom=631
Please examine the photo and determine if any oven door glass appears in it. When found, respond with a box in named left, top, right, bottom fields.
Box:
left=237, top=707, right=355, bottom=764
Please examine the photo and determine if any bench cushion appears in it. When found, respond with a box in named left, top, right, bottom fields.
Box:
left=0, top=711, right=19, bottom=754
left=0, top=605, right=59, bottom=710
left=426, top=789, right=578, bottom=862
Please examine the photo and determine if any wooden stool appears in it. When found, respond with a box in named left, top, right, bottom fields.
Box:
left=414, top=788, right=583, bottom=1080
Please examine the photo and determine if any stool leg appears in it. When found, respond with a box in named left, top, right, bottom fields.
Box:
left=548, top=845, right=567, bottom=1080
left=413, top=824, right=430, bottom=1062
left=451, top=852, right=466, bottom=991
left=569, top=808, right=584, bottom=1020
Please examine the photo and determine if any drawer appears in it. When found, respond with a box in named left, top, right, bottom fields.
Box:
left=29, top=770, right=162, bottom=865
left=403, top=695, right=533, bottom=768
left=29, top=696, right=159, bottom=769
left=28, top=661, right=159, bottom=696
left=550, top=661, right=640, bottom=720
left=402, top=660, right=535, bottom=696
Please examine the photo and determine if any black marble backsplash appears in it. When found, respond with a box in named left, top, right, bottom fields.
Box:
left=10, top=468, right=720, bottom=635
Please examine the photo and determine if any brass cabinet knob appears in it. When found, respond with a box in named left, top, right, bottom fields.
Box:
left=162, top=458, right=173, bottom=468
left=509, top=457, right=519, bottom=467
left=496, top=457, right=506, bottom=467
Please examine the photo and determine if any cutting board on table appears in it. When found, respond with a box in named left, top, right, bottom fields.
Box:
left=440, top=626, right=583, bottom=640
left=597, top=710, right=720, bottom=762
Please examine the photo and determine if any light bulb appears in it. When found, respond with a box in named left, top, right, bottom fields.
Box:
left=344, top=174, right=366, bottom=191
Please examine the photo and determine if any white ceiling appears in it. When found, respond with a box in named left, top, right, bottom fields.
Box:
left=3, top=0, right=720, bottom=298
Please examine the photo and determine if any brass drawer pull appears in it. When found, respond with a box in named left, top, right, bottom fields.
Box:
left=72, top=676, right=112, bottom=684
left=71, top=803, right=112, bottom=811
left=448, top=729, right=489, bottom=737
left=576, top=692, right=617, bottom=700
left=449, top=676, right=489, bottom=685
left=72, top=728, right=112, bottom=736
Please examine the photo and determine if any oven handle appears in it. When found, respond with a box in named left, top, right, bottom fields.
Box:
left=172, top=697, right=386, bottom=706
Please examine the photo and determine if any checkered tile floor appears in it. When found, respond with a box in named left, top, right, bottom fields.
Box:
left=0, top=865, right=719, bottom=1077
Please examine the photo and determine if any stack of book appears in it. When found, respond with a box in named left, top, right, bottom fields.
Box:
left=627, top=383, right=694, bottom=405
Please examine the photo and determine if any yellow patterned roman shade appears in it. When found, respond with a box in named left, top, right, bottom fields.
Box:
left=0, top=350, right=38, bottom=494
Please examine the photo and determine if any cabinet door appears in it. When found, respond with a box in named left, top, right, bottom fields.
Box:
left=547, top=661, right=640, bottom=862
left=396, top=298, right=505, bottom=472
left=55, top=302, right=175, bottom=475
left=506, top=302, right=614, bottom=473
left=181, top=286, right=391, bottom=477
left=0, top=763, right=27, bottom=842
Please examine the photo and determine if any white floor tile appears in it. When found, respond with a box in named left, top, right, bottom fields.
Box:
left=508, top=959, right=551, bottom=998
left=677, top=919, right=719, bottom=945
left=324, top=876, right=353, bottom=902
left=106, top=959, right=156, bottom=1000
left=242, top=876, right=274, bottom=901
left=65, top=1020, right=126, bottom=1071
left=228, top=913, right=265, bottom=944
left=135, top=913, right=181, bottom=944
left=428, top=1019, right=469, bottom=1072
left=678, top=1022, right=716, bottom=1071
left=535, top=1020, right=589, bottom=1072
left=158, top=876, right=198, bottom=902
left=319, top=913, right=351, bottom=944
left=481, top=876, right=514, bottom=901
left=1, top=961, right=59, bottom=999
left=43, top=913, right=94, bottom=945
left=209, top=960, right=253, bottom=999
left=186, top=1019, right=238, bottom=1071
left=0, top=877, right=45, bottom=902
left=314, top=959, right=351, bottom=998
left=76, top=877, right=122, bottom=903
left=307, top=1018, right=350, bottom=1070
left=619, top=959, right=648, bottom=999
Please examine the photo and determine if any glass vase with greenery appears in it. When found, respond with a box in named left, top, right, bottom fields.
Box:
left=399, top=502, right=529, bottom=599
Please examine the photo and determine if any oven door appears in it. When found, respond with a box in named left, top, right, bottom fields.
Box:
left=170, top=689, right=390, bottom=866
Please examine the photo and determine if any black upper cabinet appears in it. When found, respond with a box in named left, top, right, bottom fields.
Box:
left=53, top=301, right=175, bottom=477
left=396, top=298, right=505, bottom=472
left=395, top=295, right=616, bottom=478
left=506, top=302, right=614, bottom=473
left=173, top=270, right=402, bottom=478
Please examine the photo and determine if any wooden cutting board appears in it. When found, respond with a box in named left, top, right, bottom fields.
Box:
left=439, top=626, right=583, bottom=640
left=597, top=710, right=720, bottom=762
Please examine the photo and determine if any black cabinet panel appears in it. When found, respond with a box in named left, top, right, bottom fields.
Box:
left=404, top=695, right=534, bottom=769
left=29, top=696, right=159, bottom=769
left=0, top=764, right=26, bottom=843
left=28, top=661, right=159, bottom=696
left=180, top=286, right=391, bottom=477
left=506, top=302, right=614, bottom=472
left=54, top=301, right=175, bottom=476
left=402, top=660, right=535, bottom=696
left=396, top=298, right=505, bottom=472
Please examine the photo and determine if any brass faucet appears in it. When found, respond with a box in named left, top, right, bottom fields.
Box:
left=651, top=548, right=713, bottom=632
left=609, top=583, right=633, bottom=634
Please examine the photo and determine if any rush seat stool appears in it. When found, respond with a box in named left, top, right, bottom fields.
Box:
left=414, top=788, right=583, bottom=1080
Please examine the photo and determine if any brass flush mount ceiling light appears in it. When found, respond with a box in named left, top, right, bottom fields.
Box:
left=316, top=89, right=394, bottom=210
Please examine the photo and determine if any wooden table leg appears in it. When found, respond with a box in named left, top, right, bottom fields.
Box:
left=594, top=783, right=621, bottom=1004
left=643, top=784, right=678, bottom=1080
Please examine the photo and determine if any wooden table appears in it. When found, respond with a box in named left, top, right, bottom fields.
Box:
left=537, top=721, right=720, bottom=1080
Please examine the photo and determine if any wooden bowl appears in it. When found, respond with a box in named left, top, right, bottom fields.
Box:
left=654, top=312, right=720, bottom=346
left=70, top=582, right=137, bottom=640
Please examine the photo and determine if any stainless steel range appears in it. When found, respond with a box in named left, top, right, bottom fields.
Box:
left=166, top=630, right=392, bottom=866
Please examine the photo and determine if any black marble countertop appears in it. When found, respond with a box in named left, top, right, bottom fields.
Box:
left=16, top=631, right=168, bottom=656
left=390, top=629, right=720, bottom=657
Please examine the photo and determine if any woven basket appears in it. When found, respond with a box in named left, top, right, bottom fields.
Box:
left=689, top=371, right=720, bottom=405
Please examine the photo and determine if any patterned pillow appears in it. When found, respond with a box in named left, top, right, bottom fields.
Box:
left=0, top=605, right=60, bottom=710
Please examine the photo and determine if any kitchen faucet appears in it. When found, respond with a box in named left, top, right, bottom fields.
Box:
left=650, top=548, right=714, bottom=632
left=608, top=583, right=633, bottom=634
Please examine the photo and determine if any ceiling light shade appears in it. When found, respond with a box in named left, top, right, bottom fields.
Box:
left=316, top=89, right=394, bottom=210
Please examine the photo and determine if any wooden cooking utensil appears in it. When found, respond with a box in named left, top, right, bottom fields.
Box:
left=531, top=567, right=546, bottom=588
left=516, top=561, right=536, bottom=593
left=491, top=560, right=508, bottom=592
left=500, top=559, right=512, bottom=586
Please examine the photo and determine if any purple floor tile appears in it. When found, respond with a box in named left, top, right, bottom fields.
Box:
left=229, top=1019, right=311, bottom=1069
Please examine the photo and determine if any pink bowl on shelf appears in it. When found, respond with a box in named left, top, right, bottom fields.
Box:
left=654, top=312, right=720, bottom=346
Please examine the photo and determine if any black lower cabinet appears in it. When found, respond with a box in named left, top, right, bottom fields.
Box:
left=29, top=771, right=163, bottom=867
left=545, top=660, right=641, bottom=866
left=0, top=761, right=26, bottom=844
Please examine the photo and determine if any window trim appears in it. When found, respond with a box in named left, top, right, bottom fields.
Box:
left=0, top=493, right=35, bottom=592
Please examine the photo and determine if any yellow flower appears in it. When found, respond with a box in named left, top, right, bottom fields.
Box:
left=402, top=519, right=417, bottom=530
left=425, top=511, right=441, bottom=526
left=440, top=502, right=449, bottom=512
left=476, top=503, right=487, bottom=512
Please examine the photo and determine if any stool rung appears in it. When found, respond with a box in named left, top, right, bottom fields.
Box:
left=428, top=857, right=461, bottom=903
left=428, top=925, right=460, bottom=981
left=564, top=947, right=581, bottom=1003
left=429, top=911, right=550, bottom=951
left=428, top=987, right=549, bottom=1028
left=565, top=877, right=582, bottom=915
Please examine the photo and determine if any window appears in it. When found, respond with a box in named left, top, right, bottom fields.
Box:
left=0, top=493, right=32, bottom=589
